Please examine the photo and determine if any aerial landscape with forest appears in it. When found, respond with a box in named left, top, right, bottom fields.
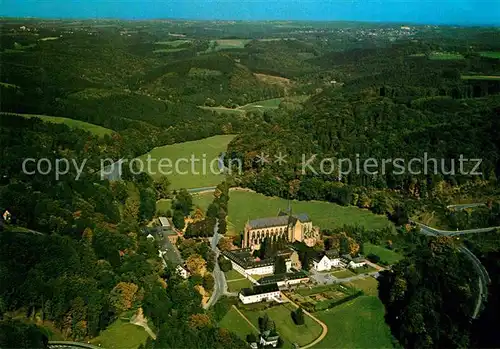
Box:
left=1, top=1, right=500, bottom=348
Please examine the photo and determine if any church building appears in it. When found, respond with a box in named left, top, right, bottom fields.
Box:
left=243, top=209, right=318, bottom=249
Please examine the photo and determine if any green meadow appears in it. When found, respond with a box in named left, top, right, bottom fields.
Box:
left=241, top=303, right=323, bottom=347
left=0, top=112, right=114, bottom=137
left=192, top=190, right=392, bottom=236
left=429, top=52, right=464, bottom=60
left=479, top=51, right=500, bottom=59
left=314, top=296, right=393, bottom=348
left=364, top=243, right=403, bottom=264
left=219, top=307, right=258, bottom=339
left=136, top=134, right=235, bottom=189
left=90, top=319, right=149, bottom=349
left=461, top=75, right=500, bottom=81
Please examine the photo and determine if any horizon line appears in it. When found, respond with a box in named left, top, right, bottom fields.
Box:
left=1, top=15, right=499, bottom=28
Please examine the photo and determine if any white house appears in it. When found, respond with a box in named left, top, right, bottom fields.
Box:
left=348, top=257, right=367, bottom=269
left=176, top=265, right=190, bottom=279
left=239, top=283, right=281, bottom=305
left=312, top=254, right=345, bottom=272
left=146, top=233, right=155, bottom=240
left=259, top=330, right=280, bottom=348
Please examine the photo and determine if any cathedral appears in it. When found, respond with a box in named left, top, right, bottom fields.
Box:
left=242, top=209, right=319, bottom=249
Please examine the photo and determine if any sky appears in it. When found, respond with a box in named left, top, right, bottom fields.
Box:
left=1, top=0, right=499, bottom=26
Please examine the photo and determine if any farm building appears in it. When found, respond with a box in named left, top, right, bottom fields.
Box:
left=260, top=330, right=280, bottom=347
left=239, top=283, right=281, bottom=304
left=258, top=271, right=309, bottom=288
left=221, top=248, right=296, bottom=275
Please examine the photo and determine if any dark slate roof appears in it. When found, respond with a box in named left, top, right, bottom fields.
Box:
left=295, top=213, right=311, bottom=222
left=258, top=271, right=309, bottom=285
left=325, top=249, right=339, bottom=258
left=248, top=216, right=290, bottom=229
left=223, top=248, right=293, bottom=269
left=277, top=209, right=311, bottom=223
left=240, top=283, right=279, bottom=296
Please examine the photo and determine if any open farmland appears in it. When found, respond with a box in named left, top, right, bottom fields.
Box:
left=479, top=51, right=500, bottom=59
left=429, top=52, right=464, bottom=60
left=314, top=296, right=393, bottom=348
left=462, top=75, right=500, bottom=81
left=193, top=190, right=393, bottom=236
left=136, top=134, right=235, bottom=189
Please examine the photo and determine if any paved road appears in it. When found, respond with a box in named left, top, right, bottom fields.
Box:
left=414, top=222, right=491, bottom=319
left=309, top=269, right=380, bottom=285
left=410, top=220, right=500, bottom=237
left=187, top=186, right=216, bottom=193
left=204, top=220, right=228, bottom=309
left=446, top=203, right=486, bottom=210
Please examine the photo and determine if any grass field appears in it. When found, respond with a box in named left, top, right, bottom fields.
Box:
left=136, top=135, right=235, bottom=189
left=155, top=40, right=191, bottom=47
left=241, top=303, right=322, bottom=347
left=156, top=199, right=172, bottom=215
left=479, top=51, right=500, bottom=59
left=461, top=75, right=500, bottom=80
left=214, top=39, right=252, bottom=50
left=331, top=269, right=356, bottom=279
left=364, top=243, right=403, bottom=264
left=90, top=319, right=149, bottom=349
left=153, top=48, right=187, bottom=53
left=227, top=278, right=254, bottom=292
left=429, top=52, right=464, bottom=60
left=201, top=96, right=309, bottom=115
left=225, top=269, right=245, bottom=281
left=200, top=106, right=246, bottom=116
left=193, top=190, right=392, bottom=236
left=219, top=307, right=257, bottom=339
left=314, top=296, right=393, bottom=348
left=0, top=112, right=113, bottom=137
left=343, top=277, right=379, bottom=296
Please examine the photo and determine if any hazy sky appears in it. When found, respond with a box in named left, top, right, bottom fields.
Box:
left=1, top=0, right=499, bottom=25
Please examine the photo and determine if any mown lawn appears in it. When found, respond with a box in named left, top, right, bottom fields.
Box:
left=136, top=135, right=235, bottom=189
left=90, top=319, right=149, bottom=349
left=364, top=243, right=403, bottom=264
left=156, top=199, right=172, bottom=215
left=314, top=296, right=393, bottom=348
left=0, top=112, right=114, bottom=137
left=219, top=307, right=257, bottom=339
left=241, top=303, right=322, bottom=347
left=227, top=278, right=254, bottom=292
left=343, top=277, right=380, bottom=296
left=193, top=190, right=392, bottom=236
left=225, top=269, right=245, bottom=281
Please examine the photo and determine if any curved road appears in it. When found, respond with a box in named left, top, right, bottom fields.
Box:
left=204, top=219, right=228, bottom=309
left=413, top=221, right=493, bottom=319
